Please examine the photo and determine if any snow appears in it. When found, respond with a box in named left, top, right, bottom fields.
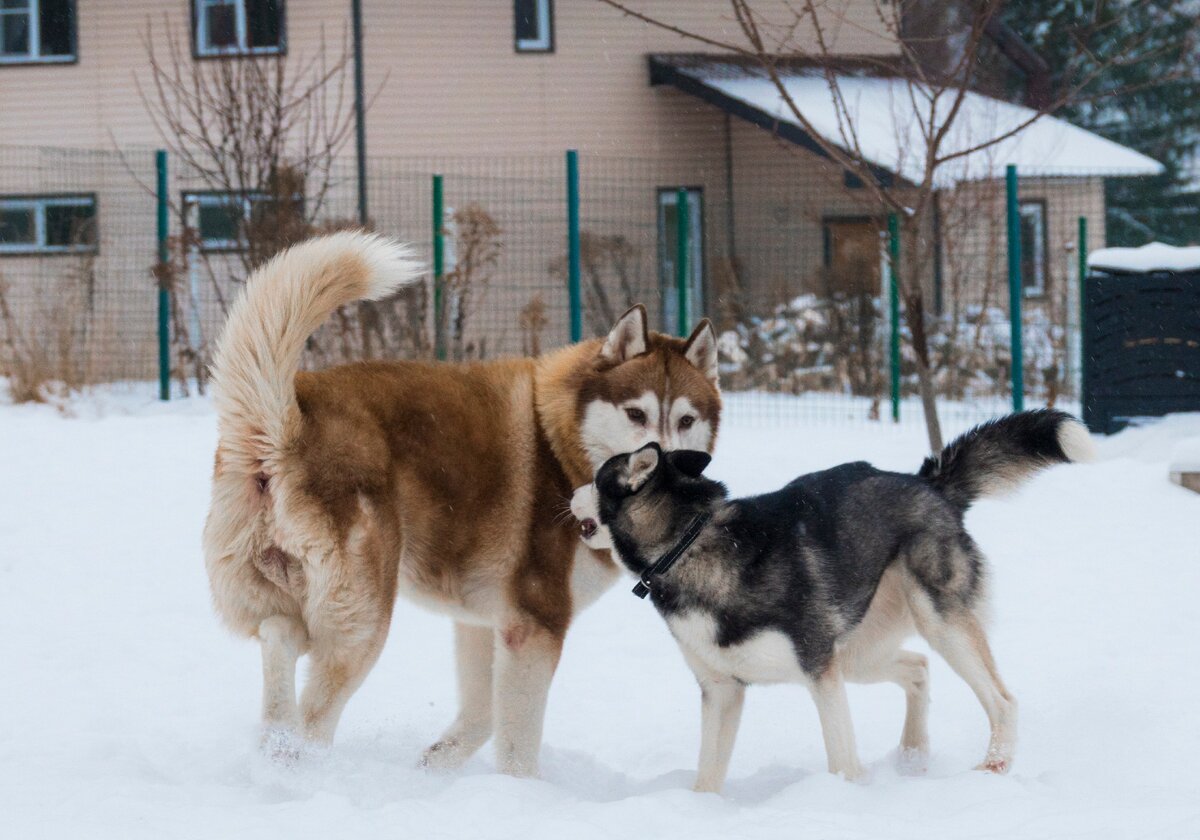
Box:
left=1089, top=242, right=1200, bottom=273
left=688, top=68, right=1163, bottom=186
left=1170, top=437, right=1200, bottom=471
left=2, top=388, right=1199, bottom=839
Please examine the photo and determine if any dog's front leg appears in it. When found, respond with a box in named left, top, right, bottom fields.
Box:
left=693, top=676, right=745, bottom=794
left=492, top=618, right=563, bottom=777
left=422, top=622, right=495, bottom=770
left=810, top=667, right=865, bottom=780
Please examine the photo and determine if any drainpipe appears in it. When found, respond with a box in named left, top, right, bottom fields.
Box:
left=351, top=0, right=368, bottom=225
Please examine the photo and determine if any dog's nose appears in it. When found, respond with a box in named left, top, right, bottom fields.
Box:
left=580, top=518, right=598, bottom=540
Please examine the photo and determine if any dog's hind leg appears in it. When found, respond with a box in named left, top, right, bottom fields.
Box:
left=492, top=618, right=563, bottom=777
left=908, top=589, right=1017, bottom=773
left=299, top=612, right=390, bottom=746
left=844, top=650, right=930, bottom=764
left=258, top=615, right=309, bottom=746
left=809, top=665, right=865, bottom=780
left=421, top=622, right=495, bottom=770
left=693, top=675, right=746, bottom=793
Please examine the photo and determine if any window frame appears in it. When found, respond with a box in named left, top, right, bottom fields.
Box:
left=191, top=0, right=286, bottom=59
left=184, top=189, right=302, bottom=253
left=1018, top=199, right=1049, bottom=298
left=0, top=193, right=98, bottom=256
left=0, top=0, right=78, bottom=66
left=513, top=0, right=554, bottom=54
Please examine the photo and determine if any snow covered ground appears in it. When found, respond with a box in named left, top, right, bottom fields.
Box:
left=2, top=388, right=1198, bottom=840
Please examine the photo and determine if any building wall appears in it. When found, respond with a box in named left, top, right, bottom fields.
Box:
left=0, top=0, right=896, bottom=155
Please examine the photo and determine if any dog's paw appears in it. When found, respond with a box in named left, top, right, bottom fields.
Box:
left=259, top=727, right=304, bottom=767
left=419, top=738, right=469, bottom=772
left=975, top=756, right=1011, bottom=774
left=896, top=746, right=929, bottom=776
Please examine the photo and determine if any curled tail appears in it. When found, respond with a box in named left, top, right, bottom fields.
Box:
left=209, top=231, right=422, bottom=472
left=919, top=409, right=1095, bottom=512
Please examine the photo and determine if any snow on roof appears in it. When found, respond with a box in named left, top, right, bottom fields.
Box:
left=687, top=68, right=1164, bottom=187
left=1089, top=242, right=1200, bottom=273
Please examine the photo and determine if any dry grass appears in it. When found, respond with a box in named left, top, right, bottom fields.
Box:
left=0, top=257, right=101, bottom=403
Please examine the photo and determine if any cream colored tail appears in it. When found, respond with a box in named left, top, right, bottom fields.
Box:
left=209, top=231, right=422, bottom=471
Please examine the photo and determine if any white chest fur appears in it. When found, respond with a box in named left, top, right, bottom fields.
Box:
left=666, top=611, right=810, bottom=685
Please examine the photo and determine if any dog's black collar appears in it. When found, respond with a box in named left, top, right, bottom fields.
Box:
left=632, top=513, right=711, bottom=599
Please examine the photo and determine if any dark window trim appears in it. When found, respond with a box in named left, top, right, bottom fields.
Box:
left=189, top=0, right=288, bottom=61
left=1018, top=198, right=1049, bottom=298
left=0, top=191, right=99, bottom=257
left=655, top=186, right=706, bottom=331
left=0, top=0, right=79, bottom=67
left=514, top=0, right=554, bottom=54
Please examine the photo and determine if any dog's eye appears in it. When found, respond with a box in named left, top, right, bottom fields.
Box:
left=679, top=415, right=695, bottom=430
left=625, top=407, right=647, bottom=424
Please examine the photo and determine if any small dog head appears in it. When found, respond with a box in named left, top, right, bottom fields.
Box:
left=571, top=443, right=718, bottom=565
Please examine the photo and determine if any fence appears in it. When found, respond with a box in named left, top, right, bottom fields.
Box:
left=0, top=142, right=1153, bottom=431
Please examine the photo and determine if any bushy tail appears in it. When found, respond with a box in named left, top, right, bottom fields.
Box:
left=209, top=231, right=422, bottom=472
left=918, top=409, right=1095, bottom=512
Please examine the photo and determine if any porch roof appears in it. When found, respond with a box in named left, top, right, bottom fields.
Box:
left=650, top=56, right=1163, bottom=188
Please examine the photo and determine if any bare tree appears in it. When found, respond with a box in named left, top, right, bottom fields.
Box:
left=598, top=0, right=1192, bottom=450
left=133, top=17, right=417, bottom=389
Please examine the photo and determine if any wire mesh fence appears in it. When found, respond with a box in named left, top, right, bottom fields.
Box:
left=0, top=142, right=1153, bottom=431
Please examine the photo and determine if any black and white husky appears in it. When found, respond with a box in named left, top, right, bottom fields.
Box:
left=571, top=410, right=1093, bottom=793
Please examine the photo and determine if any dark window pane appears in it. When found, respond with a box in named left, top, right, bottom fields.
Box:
left=205, top=4, right=237, bottom=49
left=246, top=0, right=282, bottom=49
left=198, top=199, right=243, bottom=245
left=39, top=0, right=74, bottom=56
left=0, top=206, right=36, bottom=245
left=1, top=11, right=31, bottom=55
left=44, top=201, right=96, bottom=247
left=1019, top=204, right=1045, bottom=292
left=514, top=0, right=540, bottom=41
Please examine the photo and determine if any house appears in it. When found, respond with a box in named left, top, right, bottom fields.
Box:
left=0, top=0, right=1160, bottom=383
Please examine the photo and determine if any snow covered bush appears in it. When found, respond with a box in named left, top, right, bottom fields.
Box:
left=719, top=295, right=1070, bottom=404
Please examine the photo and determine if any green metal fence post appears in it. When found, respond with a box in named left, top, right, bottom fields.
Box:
left=432, top=173, right=445, bottom=360
left=566, top=150, right=582, bottom=342
left=1078, top=215, right=1088, bottom=406
left=1005, top=164, right=1024, bottom=412
left=676, top=188, right=690, bottom=337
left=887, top=213, right=901, bottom=423
left=156, top=149, right=170, bottom=401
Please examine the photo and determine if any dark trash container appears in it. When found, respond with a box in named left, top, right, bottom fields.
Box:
left=1083, top=245, right=1200, bottom=434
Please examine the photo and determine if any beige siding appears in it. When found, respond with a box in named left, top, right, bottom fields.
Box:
left=1, top=0, right=896, bottom=154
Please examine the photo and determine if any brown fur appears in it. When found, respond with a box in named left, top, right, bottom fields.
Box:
left=202, top=235, right=721, bottom=774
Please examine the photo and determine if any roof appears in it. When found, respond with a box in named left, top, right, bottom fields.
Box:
left=651, top=57, right=1164, bottom=187
left=1089, top=242, right=1200, bottom=273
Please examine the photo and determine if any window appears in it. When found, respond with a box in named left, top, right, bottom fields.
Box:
left=823, top=218, right=883, bottom=297
left=194, top=0, right=284, bottom=57
left=514, top=0, right=552, bottom=52
left=0, top=195, right=96, bottom=255
left=0, top=0, right=76, bottom=64
left=1019, top=200, right=1048, bottom=297
left=186, top=191, right=299, bottom=251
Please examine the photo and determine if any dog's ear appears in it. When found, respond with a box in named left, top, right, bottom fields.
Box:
left=625, top=443, right=660, bottom=492
left=600, top=304, right=649, bottom=364
left=684, top=319, right=719, bottom=387
left=668, top=449, right=711, bottom=479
